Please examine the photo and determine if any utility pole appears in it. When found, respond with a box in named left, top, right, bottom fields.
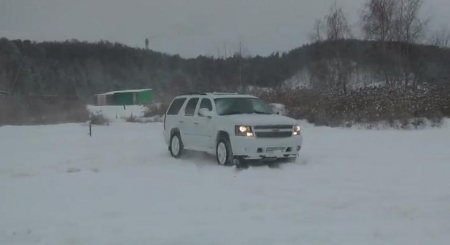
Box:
left=10, top=56, right=27, bottom=95
left=239, top=40, right=242, bottom=88
left=224, top=44, right=227, bottom=58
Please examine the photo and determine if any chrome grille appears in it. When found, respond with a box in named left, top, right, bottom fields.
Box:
left=254, top=125, right=293, bottom=130
left=255, top=131, right=292, bottom=138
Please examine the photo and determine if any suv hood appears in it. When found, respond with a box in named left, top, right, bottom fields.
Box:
left=225, top=114, right=298, bottom=126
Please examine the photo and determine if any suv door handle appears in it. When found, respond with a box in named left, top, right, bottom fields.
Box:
left=179, top=120, right=184, bottom=123
left=194, top=122, right=199, bottom=125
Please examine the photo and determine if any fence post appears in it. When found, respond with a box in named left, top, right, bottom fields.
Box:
left=89, top=123, right=92, bottom=137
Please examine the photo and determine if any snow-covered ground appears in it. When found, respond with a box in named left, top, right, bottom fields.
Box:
left=87, top=105, right=147, bottom=122
left=1, top=121, right=450, bottom=245
left=282, top=66, right=384, bottom=90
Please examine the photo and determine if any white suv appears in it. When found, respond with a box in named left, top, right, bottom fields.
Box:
left=163, top=92, right=303, bottom=166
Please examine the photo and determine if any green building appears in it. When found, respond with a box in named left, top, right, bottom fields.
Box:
left=95, top=89, right=153, bottom=106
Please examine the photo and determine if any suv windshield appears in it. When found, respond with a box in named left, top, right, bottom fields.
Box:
left=214, top=97, right=273, bottom=116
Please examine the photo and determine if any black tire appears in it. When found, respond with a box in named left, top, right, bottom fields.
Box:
left=285, top=157, right=297, bottom=163
left=216, top=138, right=234, bottom=166
left=169, top=133, right=184, bottom=158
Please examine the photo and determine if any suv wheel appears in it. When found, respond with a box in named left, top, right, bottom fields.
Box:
left=216, top=138, right=233, bottom=166
left=170, top=133, right=184, bottom=158
left=286, top=157, right=297, bottom=163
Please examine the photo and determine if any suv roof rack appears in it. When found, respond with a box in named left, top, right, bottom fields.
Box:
left=180, top=91, right=240, bottom=96
left=212, top=92, right=239, bottom=95
left=184, top=91, right=207, bottom=95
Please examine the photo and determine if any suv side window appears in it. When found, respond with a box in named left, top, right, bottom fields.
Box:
left=199, top=98, right=213, bottom=113
left=184, top=98, right=199, bottom=116
left=167, top=98, right=186, bottom=115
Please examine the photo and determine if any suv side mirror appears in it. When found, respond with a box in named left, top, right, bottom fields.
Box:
left=198, top=108, right=213, bottom=118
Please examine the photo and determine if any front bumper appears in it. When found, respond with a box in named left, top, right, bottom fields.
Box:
left=231, top=135, right=303, bottom=160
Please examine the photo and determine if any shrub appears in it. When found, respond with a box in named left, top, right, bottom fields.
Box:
left=89, top=113, right=110, bottom=126
left=125, top=114, right=140, bottom=123
left=144, top=103, right=168, bottom=117
left=0, top=96, right=89, bottom=126
left=257, top=85, right=450, bottom=129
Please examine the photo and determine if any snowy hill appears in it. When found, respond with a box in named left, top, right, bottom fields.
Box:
left=1, top=121, right=450, bottom=244
left=283, top=66, right=384, bottom=89
left=281, top=40, right=450, bottom=90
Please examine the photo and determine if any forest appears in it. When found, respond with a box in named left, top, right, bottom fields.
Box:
left=1, top=38, right=449, bottom=100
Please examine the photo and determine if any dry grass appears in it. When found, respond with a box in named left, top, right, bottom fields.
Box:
left=144, top=103, right=169, bottom=117
left=257, top=85, right=450, bottom=128
left=0, top=96, right=89, bottom=126
left=89, top=113, right=110, bottom=126
left=125, top=114, right=140, bottom=123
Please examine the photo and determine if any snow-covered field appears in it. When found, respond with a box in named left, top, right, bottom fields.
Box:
left=87, top=105, right=147, bottom=122
left=1, top=120, right=450, bottom=245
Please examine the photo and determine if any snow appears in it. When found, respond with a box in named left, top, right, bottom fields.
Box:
left=269, top=103, right=286, bottom=115
left=95, top=88, right=152, bottom=95
left=283, top=66, right=384, bottom=90
left=87, top=105, right=147, bottom=121
left=1, top=121, right=450, bottom=245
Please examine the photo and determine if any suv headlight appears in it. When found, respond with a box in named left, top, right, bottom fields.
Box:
left=235, top=125, right=254, bottom=137
left=293, top=125, right=301, bottom=136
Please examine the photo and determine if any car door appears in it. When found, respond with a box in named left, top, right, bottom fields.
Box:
left=193, top=98, right=215, bottom=151
left=180, top=97, right=199, bottom=149
left=164, top=97, right=187, bottom=145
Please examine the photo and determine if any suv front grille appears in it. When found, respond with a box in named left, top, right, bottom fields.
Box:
left=255, top=131, right=292, bottom=138
left=254, top=125, right=293, bottom=130
left=253, top=125, right=293, bottom=138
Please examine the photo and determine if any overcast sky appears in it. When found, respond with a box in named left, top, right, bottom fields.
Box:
left=1, top=0, right=449, bottom=57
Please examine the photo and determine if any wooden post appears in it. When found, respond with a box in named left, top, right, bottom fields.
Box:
left=89, top=124, right=92, bottom=137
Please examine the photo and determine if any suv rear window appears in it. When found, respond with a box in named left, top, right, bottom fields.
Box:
left=184, top=98, right=199, bottom=116
left=167, top=98, right=186, bottom=115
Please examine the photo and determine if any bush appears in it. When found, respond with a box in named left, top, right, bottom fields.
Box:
left=0, top=96, right=89, bottom=126
left=125, top=114, right=140, bottom=123
left=257, top=85, right=450, bottom=129
left=89, top=113, right=110, bottom=126
left=144, top=103, right=168, bottom=117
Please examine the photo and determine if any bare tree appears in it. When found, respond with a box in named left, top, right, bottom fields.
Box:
left=309, top=20, right=326, bottom=42
left=239, top=40, right=242, bottom=88
left=395, top=0, right=429, bottom=88
left=393, top=0, right=429, bottom=44
left=360, top=0, right=429, bottom=89
left=309, top=2, right=352, bottom=42
left=325, top=2, right=353, bottom=40
left=232, top=39, right=250, bottom=90
left=430, top=25, right=450, bottom=48
left=360, top=0, right=396, bottom=87
left=308, top=2, right=354, bottom=94
left=361, top=0, right=428, bottom=43
left=361, top=0, right=396, bottom=41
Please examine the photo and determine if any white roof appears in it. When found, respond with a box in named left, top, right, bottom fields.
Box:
left=96, top=89, right=152, bottom=96
left=209, top=94, right=256, bottom=98
left=176, top=93, right=256, bottom=99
